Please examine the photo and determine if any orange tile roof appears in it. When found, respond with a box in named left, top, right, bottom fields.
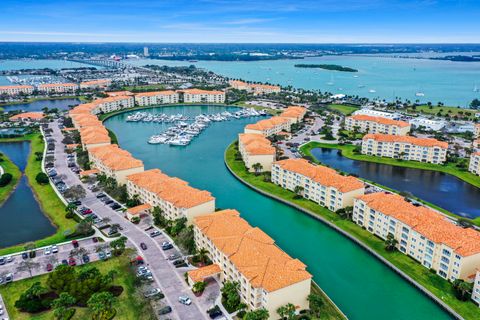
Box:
left=472, top=151, right=480, bottom=157
left=88, top=144, right=143, bottom=171
left=61, top=127, right=77, bottom=132
left=38, top=83, right=77, bottom=88
left=127, top=203, right=152, bottom=215
left=80, top=79, right=111, bottom=86
left=81, top=133, right=111, bottom=145
left=349, top=115, right=410, bottom=128
left=126, top=169, right=214, bottom=208
left=106, top=91, right=133, bottom=96
left=95, top=95, right=133, bottom=104
left=356, top=192, right=480, bottom=256
left=9, top=112, right=44, bottom=121
left=274, top=158, right=364, bottom=193
left=0, top=85, right=34, bottom=90
left=245, top=116, right=291, bottom=131
left=180, top=89, right=224, bottom=95
left=188, top=264, right=222, bottom=283
left=194, top=210, right=311, bottom=292
left=135, top=90, right=177, bottom=97
left=280, top=106, right=307, bottom=119
left=65, top=143, right=79, bottom=149
left=250, top=83, right=280, bottom=90
left=239, top=133, right=275, bottom=155
left=79, top=169, right=100, bottom=176
left=363, top=133, right=448, bottom=148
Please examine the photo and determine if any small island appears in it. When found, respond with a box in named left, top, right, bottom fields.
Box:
left=294, top=64, right=358, bottom=72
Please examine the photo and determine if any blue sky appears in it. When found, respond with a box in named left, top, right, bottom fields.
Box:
left=0, top=0, right=479, bottom=43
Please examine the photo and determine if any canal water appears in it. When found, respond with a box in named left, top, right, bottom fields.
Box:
left=105, top=105, right=453, bottom=320
left=0, top=142, right=55, bottom=248
left=310, top=148, right=480, bottom=219
left=1, top=98, right=81, bottom=112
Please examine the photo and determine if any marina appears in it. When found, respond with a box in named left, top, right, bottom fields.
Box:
left=125, top=108, right=268, bottom=146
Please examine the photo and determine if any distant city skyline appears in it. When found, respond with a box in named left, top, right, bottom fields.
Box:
left=1, top=0, right=479, bottom=43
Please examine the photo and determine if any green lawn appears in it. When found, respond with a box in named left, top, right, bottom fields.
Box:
left=310, top=283, right=347, bottom=320
left=225, top=142, right=480, bottom=320
left=0, top=133, right=77, bottom=256
left=0, top=255, right=155, bottom=320
left=405, top=104, right=478, bottom=120
left=0, top=152, right=22, bottom=205
left=326, top=104, right=359, bottom=115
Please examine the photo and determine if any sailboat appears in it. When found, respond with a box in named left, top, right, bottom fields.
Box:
left=327, top=75, right=334, bottom=86
left=415, top=86, right=425, bottom=97
left=474, top=83, right=479, bottom=92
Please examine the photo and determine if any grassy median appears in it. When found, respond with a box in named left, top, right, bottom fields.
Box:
left=0, top=133, right=77, bottom=256
left=226, top=142, right=480, bottom=320
left=0, top=152, right=22, bottom=205
left=0, top=255, right=155, bottom=320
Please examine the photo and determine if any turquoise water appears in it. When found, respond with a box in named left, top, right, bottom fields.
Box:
left=1, top=98, right=81, bottom=112
left=105, top=105, right=453, bottom=320
left=129, top=56, right=480, bottom=106
left=0, top=59, right=98, bottom=71
left=0, top=142, right=56, bottom=248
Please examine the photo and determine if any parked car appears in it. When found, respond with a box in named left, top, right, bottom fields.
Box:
left=46, top=263, right=53, bottom=272
left=96, top=192, right=106, bottom=198
left=71, top=240, right=79, bottom=248
left=105, top=251, right=112, bottom=258
left=149, top=230, right=161, bottom=238
left=5, top=255, right=13, bottom=263
left=82, top=255, right=90, bottom=263
left=172, top=259, right=185, bottom=266
left=22, top=252, right=28, bottom=260
left=110, top=203, right=121, bottom=210
left=92, top=237, right=98, bottom=243
left=144, top=288, right=162, bottom=298
left=140, top=242, right=148, bottom=250
left=178, top=295, right=192, bottom=305
left=158, top=306, right=172, bottom=315
left=168, top=253, right=181, bottom=261
left=208, top=305, right=223, bottom=319
left=51, top=245, right=58, bottom=253
left=98, top=252, right=106, bottom=260
left=162, top=243, right=173, bottom=250
left=62, top=259, right=68, bottom=265
left=44, top=247, right=51, bottom=255
left=0, top=257, right=5, bottom=265
left=68, top=257, right=76, bottom=266
left=4, top=273, right=13, bottom=283
left=104, top=199, right=113, bottom=205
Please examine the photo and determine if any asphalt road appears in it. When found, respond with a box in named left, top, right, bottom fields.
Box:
left=49, top=120, right=210, bottom=320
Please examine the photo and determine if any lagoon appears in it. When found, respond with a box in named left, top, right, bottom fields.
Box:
left=0, top=141, right=55, bottom=248
left=310, top=147, right=480, bottom=219
left=104, top=105, right=453, bottom=320
left=1, top=98, right=81, bottom=112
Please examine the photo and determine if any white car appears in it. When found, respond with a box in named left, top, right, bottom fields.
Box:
left=178, top=295, right=192, bottom=305
left=44, top=247, right=51, bottom=255
left=51, top=245, right=58, bottom=253
left=5, top=255, right=13, bottom=263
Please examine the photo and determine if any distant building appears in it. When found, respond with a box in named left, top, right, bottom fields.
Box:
left=79, top=79, right=112, bottom=90
left=346, top=115, right=411, bottom=135
left=244, top=116, right=291, bottom=137
left=474, top=124, right=480, bottom=138
left=279, top=106, right=307, bottom=124
left=352, top=108, right=401, bottom=120
left=229, top=80, right=281, bottom=96
left=179, top=89, right=225, bottom=104
left=134, top=91, right=179, bottom=106
left=37, top=83, right=79, bottom=93
left=409, top=117, right=446, bottom=131
left=362, top=133, right=448, bottom=164
left=0, top=85, right=34, bottom=96
left=444, top=122, right=475, bottom=134
left=9, top=112, right=44, bottom=122
left=469, top=152, right=480, bottom=176
left=144, top=47, right=149, bottom=57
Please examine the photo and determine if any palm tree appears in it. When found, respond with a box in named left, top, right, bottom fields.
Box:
left=252, top=163, right=263, bottom=176
left=277, top=303, right=296, bottom=319
left=384, top=233, right=398, bottom=252
left=87, top=292, right=116, bottom=320
left=197, top=248, right=209, bottom=264
left=293, top=185, right=304, bottom=199
left=307, top=293, right=324, bottom=318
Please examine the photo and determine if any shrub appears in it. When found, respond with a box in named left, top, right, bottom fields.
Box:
left=0, top=172, right=13, bottom=187
left=35, top=172, right=49, bottom=185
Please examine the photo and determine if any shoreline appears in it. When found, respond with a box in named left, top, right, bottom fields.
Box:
left=224, top=141, right=476, bottom=320
left=0, top=133, right=77, bottom=256
left=0, top=152, right=22, bottom=206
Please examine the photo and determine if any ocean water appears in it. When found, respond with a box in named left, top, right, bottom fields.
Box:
left=128, top=55, right=480, bottom=106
